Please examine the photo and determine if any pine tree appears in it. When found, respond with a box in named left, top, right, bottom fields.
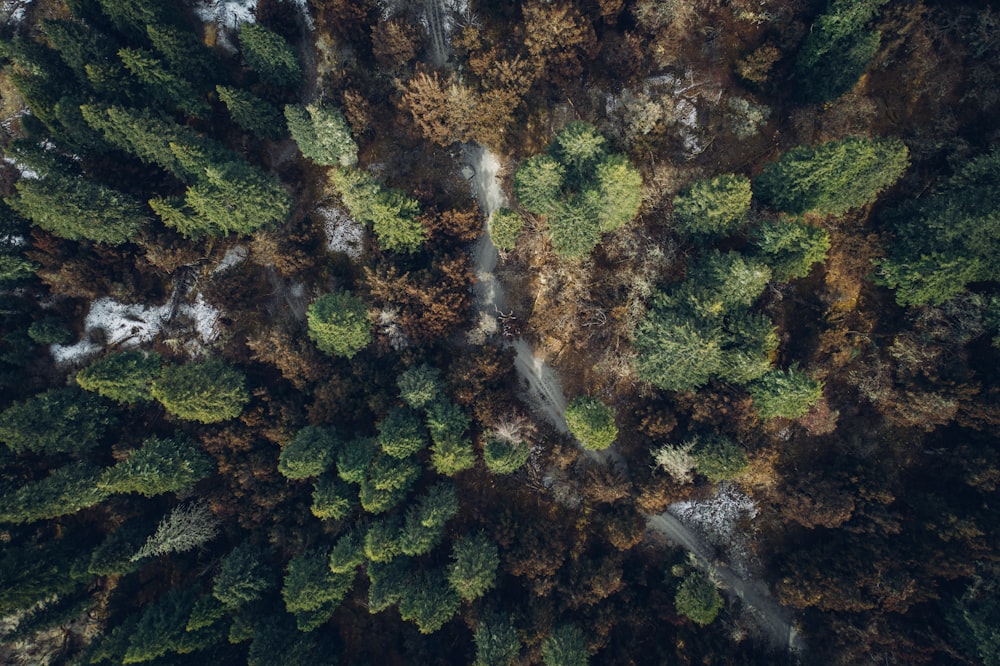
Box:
left=634, top=306, right=724, bottom=392
left=306, top=291, right=371, bottom=359
left=551, top=121, right=606, bottom=180
left=0, top=387, right=116, bottom=455
left=564, top=396, right=618, bottom=450
left=0, top=461, right=109, bottom=524
left=238, top=24, right=302, bottom=88
left=687, top=432, right=748, bottom=482
left=377, top=407, right=428, bottom=458
left=399, top=482, right=459, bottom=557
left=100, top=435, right=214, bottom=497
left=311, top=474, right=355, bottom=520
left=132, top=501, right=220, bottom=561
left=118, top=47, right=210, bottom=118
left=213, top=543, right=273, bottom=610
left=673, top=174, right=753, bottom=240
left=490, top=208, right=524, bottom=251
left=541, top=623, right=590, bottom=666
left=674, top=571, right=723, bottom=626
left=282, top=549, right=353, bottom=630
left=76, top=350, right=162, bottom=404
left=336, top=437, right=377, bottom=484
left=593, top=154, right=643, bottom=233
left=329, top=167, right=426, bottom=253
left=284, top=103, right=358, bottom=167
left=749, top=366, right=823, bottom=420
left=483, top=437, right=531, bottom=475
left=753, top=217, right=831, bottom=281
left=448, top=533, right=499, bottom=601
left=397, top=567, right=461, bottom=634
left=474, top=612, right=522, bottom=666
left=278, top=426, right=340, bottom=479
left=146, top=24, right=217, bottom=87
left=217, top=85, right=284, bottom=139
left=178, top=160, right=293, bottom=237
left=396, top=364, right=442, bottom=409
left=328, top=527, right=366, bottom=573
left=514, top=154, right=564, bottom=215
left=122, top=588, right=219, bottom=664
left=151, top=359, right=249, bottom=423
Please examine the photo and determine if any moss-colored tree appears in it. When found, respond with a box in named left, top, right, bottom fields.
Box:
left=0, top=461, right=109, bottom=524
left=358, top=454, right=421, bottom=513
left=593, top=154, right=643, bottom=233
left=377, top=407, right=427, bottom=458
left=546, top=197, right=601, bottom=259
left=118, top=47, right=210, bottom=118
left=367, top=557, right=411, bottom=613
left=284, top=103, right=358, bottom=167
left=541, top=623, right=590, bottom=666
left=278, top=426, right=340, bottom=479
left=483, top=437, right=532, bottom=475
left=400, top=482, right=459, bottom=557
left=0, top=387, right=116, bottom=455
left=89, top=518, right=150, bottom=576
left=306, top=291, right=371, bottom=359
left=448, top=532, right=499, bottom=601
left=514, top=154, right=564, bottom=215
left=688, top=432, right=748, bottom=482
left=397, top=567, right=461, bottom=634
left=490, top=208, right=524, bottom=251
left=328, top=527, right=366, bottom=573
left=329, top=167, right=426, bottom=253
left=337, top=437, right=377, bottom=484
left=397, top=363, right=442, bottom=409
left=146, top=24, right=216, bottom=86
left=749, top=366, right=823, bottom=420
left=552, top=121, right=606, bottom=178
left=678, top=252, right=772, bottom=318
left=565, top=396, right=618, bottom=450
left=213, top=543, right=273, bottom=610
left=675, top=571, right=724, bottom=626
left=100, top=435, right=214, bottom=497
left=311, top=474, right=354, bottom=520
left=753, top=217, right=831, bottom=281
left=755, top=136, right=909, bottom=217
left=364, top=514, right=405, bottom=563
left=186, top=595, right=226, bottom=632
left=717, top=312, right=778, bottom=385
left=217, top=85, right=284, bottom=139
left=122, top=588, right=219, bottom=664
left=635, top=307, right=724, bottom=392
left=76, top=350, right=162, bottom=404
left=673, top=174, right=752, bottom=239
left=151, top=359, right=249, bottom=424
left=474, top=611, right=522, bottom=666
left=282, top=549, right=354, bottom=631
left=427, top=399, right=475, bottom=475
left=238, top=24, right=302, bottom=87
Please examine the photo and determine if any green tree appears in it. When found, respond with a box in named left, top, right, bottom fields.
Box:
left=541, top=623, right=590, bottom=666
left=749, top=366, right=823, bottom=420
left=238, top=24, right=302, bottom=87
left=688, top=432, right=748, bottom=482
left=552, top=121, right=606, bottom=179
left=490, top=208, right=524, bottom=251
left=0, top=461, right=108, bottom=524
left=397, top=363, right=442, bottom=409
left=118, top=47, right=209, bottom=118
left=634, top=307, right=724, bottom=392
left=755, top=136, right=909, bottom=217
left=328, top=526, right=366, bottom=573
left=282, top=549, right=354, bottom=631
left=0, top=533, right=94, bottom=617
left=329, top=167, right=426, bottom=253
left=565, top=396, right=618, bottom=450
left=336, top=437, right=377, bottom=484
left=89, top=518, right=150, bottom=576
left=397, top=567, right=461, bottom=634
left=427, top=399, right=475, bottom=475
left=593, top=154, right=643, bottom=233
left=795, top=0, right=890, bottom=103
left=217, top=85, right=284, bottom=139
left=213, top=543, right=273, bottom=610
left=546, top=197, right=601, bottom=259
left=311, top=474, right=354, bottom=520
left=717, top=312, right=778, bottom=385
left=364, top=514, right=405, bottom=562
left=122, top=588, right=219, bottom=663
left=358, top=454, right=421, bottom=514
left=278, top=426, right=340, bottom=479
left=673, top=174, right=753, bottom=239
left=474, top=612, right=522, bottom=666
left=146, top=24, right=216, bottom=86
left=675, top=571, right=724, bottom=626
left=678, top=251, right=772, bottom=318
left=448, top=532, right=499, bottom=601
left=753, top=217, right=831, bottom=281
left=151, top=359, right=249, bottom=423
left=101, top=435, right=213, bottom=497
left=27, top=317, right=71, bottom=344
left=306, top=291, right=371, bottom=359
left=483, top=437, right=531, bottom=475
left=76, top=350, right=161, bottom=404
left=377, top=407, right=427, bottom=458
left=186, top=595, right=226, bottom=632
left=514, top=154, right=564, bottom=215
left=400, top=482, right=459, bottom=557
left=284, top=103, right=358, bottom=167
left=0, top=387, right=116, bottom=455
left=367, top=557, right=411, bottom=613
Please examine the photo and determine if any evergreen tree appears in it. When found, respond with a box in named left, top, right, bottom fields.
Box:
left=551, top=121, right=606, bottom=179
left=688, top=432, right=748, bottom=482
left=564, top=396, right=618, bottom=450
left=673, top=174, right=753, bottom=240
left=753, top=217, right=831, bottom=281
left=397, top=567, right=461, bottom=634
left=400, top=482, right=459, bottom=557
left=677, top=252, right=772, bottom=318
left=89, top=518, right=151, bottom=576
left=546, top=197, right=601, bottom=259
left=278, top=425, right=340, bottom=479
left=213, top=543, right=273, bottom=610
left=0, top=387, right=116, bottom=455
left=718, top=312, right=778, bottom=385
left=755, top=136, right=909, bottom=217
left=311, top=474, right=354, bottom=520
left=151, top=359, right=249, bottom=424
left=336, top=437, right=377, bottom=484
left=541, top=623, right=590, bottom=666
left=749, top=366, right=823, bottom=420
left=26, top=317, right=71, bottom=344
left=483, top=437, right=532, bottom=475
left=100, top=435, right=214, bottom=497
left=358, top=454, right=421, bottom=513
left=186, top=595, right=226, bottom=632
left=76, top=350, right=162, bottom=404
left=0, top=461, right=109, bottom=524
left=674, top=571, right=724, bottom=626
left=306, top=291, right=371, bottom=359
left=367, top=557, right=411, bottom=613
left=217, top=85, right=284, bottom=139
left=377, top=407, right=428, bottom=458
left=328, top=526, right=366, bottom=573
left=474, top=612, right=522, bottom=666
left=282, top=549, right=354, bottom=630
left=118, top=47, right=210, bottom=118
left=427, top=399, right=475, bottom=475
left=146, top=24, right=217, bottom=86
left=396, top=363, right=442, bottom=409
left=634, top=307, right=724, bottom=392
left=490, top=208, right=524, bottom=251
left=95, top=0, right=172, bottom=39
left=514, top=154, right=564, bottom=215
left=238, top=24, right=302, bottom=88
left=593, top=154, right=643, bottom=233
left=448, top=532, right=499, bottom=601
left=122, top=588, right=219, bottom=664
left=284, top=103, right=358, bottom=167
left=0, top=533, right=94, bottom=616
left=364, top=514, right=405, bottom=562
left=329, top=167, right=426, bottom=253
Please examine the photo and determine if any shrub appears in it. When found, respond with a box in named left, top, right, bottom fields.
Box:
left=749, top=366, right=823, bottom=419
left=490, top=208, right=524, bottom=251
left=564, top=396, right=618, bottom=450
left=306, top=291, right=371, bottom=359
left=151, top=359, right=249, bottom=424
left=675, top=571, right=723, bottom=625
left=673, top=174, right=752, bottom=239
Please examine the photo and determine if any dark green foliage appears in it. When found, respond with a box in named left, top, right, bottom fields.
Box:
left=100, top=435, right=214, bottom=497
left=217, top=85, right=284, bottom=139
left=123, top=588, right=220, bottom=663
left=0, top=534, right=94, bottom=616
left=753, top=217, right=831, bottom=281
left=948, top=579, right=1000, bottom=666
left=88, top=518, right=150, bottom=575
left=400, top=481, right=459, bottom=556
left=474, top=612, right=522, bottom=666
left=688, top=433, right=748, bottom=482
left=749, top=366, right=823, bottom=420
left=396, top=363, right=442, bottom=409
left=213, top=543, right=273, bottom=610
left=238, top=24, right=302, bottom=87
left=564, top=396, right=618, bottom=450
left=95, top=0, right=172, bottom=39
left=150, top=359, right=249, bottom=423
left=673, top=174, right=753, bottom=239
left=118, top=47, right=209, bottom=118
left=329, top=167, right=426, bottom=253
left=328, top=527, right=366, bottom=573
left=41, top=19, right=122, bottom=91
left=364, top=514, right=404, bottom=562
left=490, top=208, right=524, bottom=251
left=674, top=572, right=723, bottom=626
left=7, top=166, right=147, bottom=244
left=875, top=147, right=1000, bottom=305
left=483, top=437, right=531, bottom=475
left=397, top=567, right=461, bottom=634
left=246, top=614, right=339, bottom=665
left=377, top=407, right=427, bottom=458
left=279, top=426, right=340, bottom=479
left=755, top=137, right=909, bottom=217
left=426, top=399, right=470, bottom=444
left=0, top=461, right=108, bottom=524
left=427, top=399, right=475, bottom=475
left=0, top=253, right=37, bottom=284
left=306, top=291, right=371, bottom=359
left=717, top=312, right=778, bottom=385
left=76, top=350, right=162, bottom=404
left=678, top=252, right=772, bottom=318
left=448, top=532, right=499, bottom=601
left=795, top=0, right=889, bottom=103
left=367, top=558, right=410, bottom=613
left=513, top=154, right=564, bottom=214
left=186, top=596, right=227, bottom=632
left=311, top=474, right=354, bottom=520
left=634, top=307, right=724, bottom=392
left=284, top=103, right=358, bottom=167
left=27, top=317, right=71, bottom=344
left=146, top=24, right=217, bottom=86
left=0, top=387, right=115, bottom=455
left=282, top=549, right=354, bottom=631
left=358, top=454, right=421, bottom=513
left=336, top=437, right=377, bottom=484
left=541, top=623, right=590, bottom=666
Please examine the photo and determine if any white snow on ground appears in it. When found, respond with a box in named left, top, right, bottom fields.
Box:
left=212, top=245, right=248, bottom=274
left=1, top=0, right=32, bottom=25
left=669, top=482, right=759, bottom=578
left=192, top=0, right=255, bottom=31
left=184, top=294, right=221, bottom=343
left=2, top=156, right=38, bottom=180
left=317, top=207, right=364, bottom=258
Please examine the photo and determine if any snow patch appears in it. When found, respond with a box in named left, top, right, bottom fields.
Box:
left=212, top=245, right=248, bottom=274
left=1, top=0, right=32, bottom=25
left=669, top=483, right=759, bottom=577
left=182, top=294, right=221, bottom=343
left=192, top=0, right=255, bottom=31
left=317, top=207, right=364, bottom=259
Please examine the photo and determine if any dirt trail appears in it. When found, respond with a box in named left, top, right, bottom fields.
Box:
left=424, top=0, right=450, bottom=67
